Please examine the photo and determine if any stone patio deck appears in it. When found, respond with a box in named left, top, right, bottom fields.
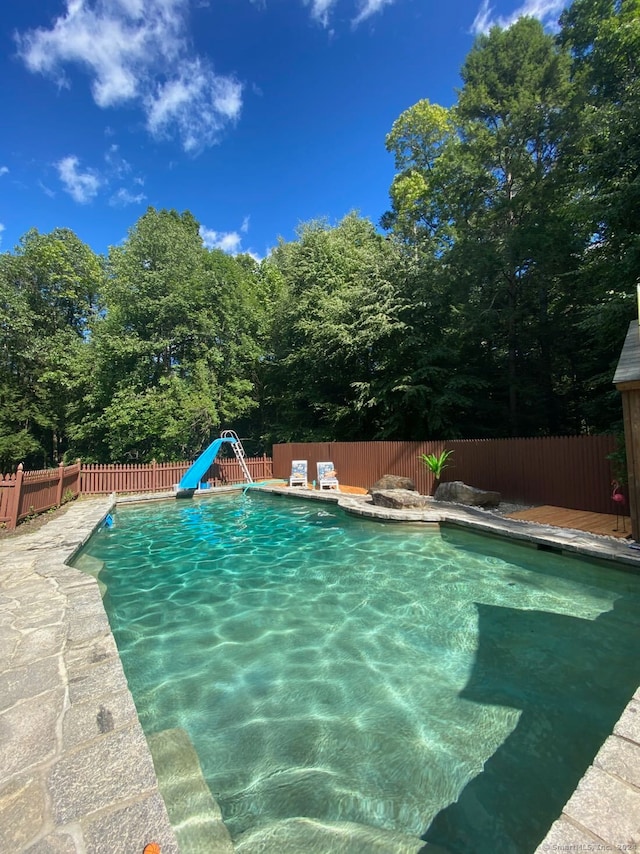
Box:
left=1, top=488, right=639, bottom=853
left=0, top=497, right=179, bottom=854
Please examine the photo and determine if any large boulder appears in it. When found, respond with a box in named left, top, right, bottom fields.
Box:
left=370, top=489, right=428, bottom=510
left=434, top=481, right=500, bottom=507
left=368, top=475, right=416, bottom=493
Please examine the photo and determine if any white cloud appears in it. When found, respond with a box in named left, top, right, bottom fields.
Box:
left=56, top=155, right=101, bottom=203
left=54, top=145, right=145, bottom=204
left=200, top=216, right=258, bottom=255
left=200, top=226, right=243, bottom=254
left=352, top=0, right=395, bottom=26
left=305, top=0, right=338, bottom=27
left=471, top=0, right=493, bottom=34
left=39, top=181, right=56, bottom=198
left=16, top=0, right=243, bottom=152
left=146, top=58, right=242, bottom=152
left=109, top=187, right=147, bottom=206
left=0, top=166, right=8, bottom=177
left=0, top=223, right=5, bottom=247
left=303, top=0, right=395, bottom=28
left=104, top=143, right=132, bottom=178
left=472, top=0, right=569, bottom=34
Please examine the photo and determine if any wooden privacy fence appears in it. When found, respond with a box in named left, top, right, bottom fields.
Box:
left=272, top=436, right=619, bottom=515
left=0, top=455, right=273, bottom=530
left=0, top=461, right=82, bottom=530
left=0, top=438, right=618, bottom=530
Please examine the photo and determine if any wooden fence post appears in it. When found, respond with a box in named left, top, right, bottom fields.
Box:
left=8, top=464, right=24, bottom=531
left=76, top=459, right=82, bottom=496
left=56, top=461, right=65, bottom=506
left=152, top=459, right=157, bottom=491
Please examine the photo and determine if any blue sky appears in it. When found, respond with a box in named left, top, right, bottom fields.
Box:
left=1, top=0, right=570, bottom=260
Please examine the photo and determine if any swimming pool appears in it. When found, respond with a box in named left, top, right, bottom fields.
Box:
left=75, top=492, right=640, bottom=853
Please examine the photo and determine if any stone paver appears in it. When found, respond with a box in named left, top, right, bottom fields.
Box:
left=82, top=793, right=181, bottom=854
left=1, top=487, right=639, bottom=853
left=0, top=773, right=48, bottom=851
left=0, top=498, right=179, bottom=853
left=563, top=764, right=640, bottom=847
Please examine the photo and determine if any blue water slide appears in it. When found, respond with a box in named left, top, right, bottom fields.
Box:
left=178, top=436, right=236, bottom=491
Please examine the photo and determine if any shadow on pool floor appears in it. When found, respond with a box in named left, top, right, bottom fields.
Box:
left=421, top=596, right=640, bottom=854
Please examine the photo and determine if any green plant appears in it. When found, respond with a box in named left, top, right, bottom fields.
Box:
left=420, top=449, right=454, bottom=479
left=62, top=488, right=75, bottom=504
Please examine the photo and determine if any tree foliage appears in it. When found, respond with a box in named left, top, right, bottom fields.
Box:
left=0, top=1, right=637, bottom=468
left=73, top=208, right=263, bottom=462
left=261, top=213, right=407, bottom=442
left=381, top=8, right=637, bottom=437
left=0, top=228, right=103, bottom=469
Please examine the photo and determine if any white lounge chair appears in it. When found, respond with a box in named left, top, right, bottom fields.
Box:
left=289, top=460, right=308, bottom=488
left=317, top=461, right=340, bottom=491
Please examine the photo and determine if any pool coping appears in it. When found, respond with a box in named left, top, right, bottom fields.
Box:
left=1, top=487, right=639, bottom=852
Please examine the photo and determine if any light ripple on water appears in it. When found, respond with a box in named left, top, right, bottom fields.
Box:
left=78, top=492, right=640, bottom=854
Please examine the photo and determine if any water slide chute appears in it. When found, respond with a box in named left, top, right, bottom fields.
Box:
left=176, top=431, right=253, bottom=495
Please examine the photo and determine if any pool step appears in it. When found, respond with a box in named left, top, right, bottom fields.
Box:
left=72, top=553, right=107, bottom=598
left=234, top=816, right=446, bottom=853
left=147, top=727, right=234, bottom=854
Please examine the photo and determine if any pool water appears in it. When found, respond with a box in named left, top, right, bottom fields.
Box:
left=76, top=493, right=640, bottom=853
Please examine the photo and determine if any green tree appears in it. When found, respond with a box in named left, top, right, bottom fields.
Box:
left=452, top=17, right=578, bottom=435
left=0, top=263, right=40, bottom=469
left=558, top=0, right=640, bottom=429
left=0, top=229, right=103, bottom=469
left=73, top=208, right=262, bottom=462
left=383, top=18, right=597, bottom=437
left=262, top=213, right=407, bottom=442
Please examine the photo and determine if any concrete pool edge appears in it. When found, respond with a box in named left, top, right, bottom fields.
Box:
left=0, top=495, right=181, bottom=854
left=2, top=488, right=639, bottom=852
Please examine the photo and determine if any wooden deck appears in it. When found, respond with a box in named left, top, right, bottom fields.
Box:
left=273, top=484, right=634, bottom=540
left=506, top=505, right=632, bottom=539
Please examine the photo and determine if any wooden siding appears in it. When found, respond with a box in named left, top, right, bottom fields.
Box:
left=620, top=389, right=640, bottom=541
left=273, top=436, right=619, bottom=515
left=614, top=322, right=640, bottom=541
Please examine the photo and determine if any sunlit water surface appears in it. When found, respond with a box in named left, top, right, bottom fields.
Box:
left=75, top=493, right=640, bottom=853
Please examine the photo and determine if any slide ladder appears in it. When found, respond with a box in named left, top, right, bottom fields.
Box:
left=221, top=430, right=253, bottom=483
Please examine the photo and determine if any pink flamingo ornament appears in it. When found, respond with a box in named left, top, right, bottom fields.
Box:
left=611, top=480, right=627, bottom=532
